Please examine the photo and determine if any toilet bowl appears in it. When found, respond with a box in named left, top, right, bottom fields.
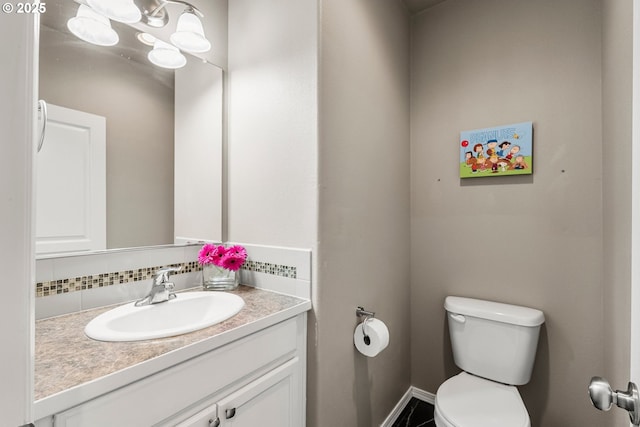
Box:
left=434, top=296, right=544, bottom=427
left=434, top=372, right=530, bottom=427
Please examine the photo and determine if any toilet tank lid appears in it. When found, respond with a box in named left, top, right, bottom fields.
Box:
left=445, top=296, right=545, bottom=327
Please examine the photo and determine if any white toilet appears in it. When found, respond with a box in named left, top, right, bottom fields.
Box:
left=434, top=296, right=545, bottom=427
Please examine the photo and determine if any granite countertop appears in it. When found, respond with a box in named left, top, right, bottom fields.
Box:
left=35, top=285, right=309, bottom=404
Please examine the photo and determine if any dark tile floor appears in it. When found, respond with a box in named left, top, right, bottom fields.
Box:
left=391, top=397, right=436, bottom=427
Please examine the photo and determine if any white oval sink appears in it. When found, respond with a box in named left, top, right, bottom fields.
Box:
left=85, top=292, right=245, bottom=342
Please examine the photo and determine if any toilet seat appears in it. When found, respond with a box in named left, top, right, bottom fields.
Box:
left=434, top=372, right=530, bottom=427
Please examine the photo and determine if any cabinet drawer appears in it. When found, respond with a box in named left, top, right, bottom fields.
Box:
left=54, top=318, right=298, bottom=427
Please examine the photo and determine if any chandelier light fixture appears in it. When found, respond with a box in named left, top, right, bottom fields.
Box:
left=67, top=0, right=211, bottom=68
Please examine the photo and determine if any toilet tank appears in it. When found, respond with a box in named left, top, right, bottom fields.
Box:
left=445, top=296, right=545, bottom=385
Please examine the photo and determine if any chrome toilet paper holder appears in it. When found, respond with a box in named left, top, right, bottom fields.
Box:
left=356, top=306, right=375, bottom=345
left=356, top=306, right=375, bottom=318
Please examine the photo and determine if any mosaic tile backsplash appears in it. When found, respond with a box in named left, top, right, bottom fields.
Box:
left=36, top=260, right=297, bottom=298
left=242, top=260, right=297, bottom=278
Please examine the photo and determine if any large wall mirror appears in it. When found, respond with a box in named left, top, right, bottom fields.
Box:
left=37, top=0, right=225, bottom=257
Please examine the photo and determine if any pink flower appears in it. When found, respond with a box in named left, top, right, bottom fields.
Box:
left=199, top=243, right=247, bottom=270
left=211, top=245, right=228, bottom=267
left=198, top=243, right=217, bottom=265
left=227, top=245, right=247, bottom=262
left=221, top=252, right=245, bottom=271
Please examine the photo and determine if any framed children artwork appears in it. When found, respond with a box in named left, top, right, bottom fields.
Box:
left=459, top=122, right=533, bottom=179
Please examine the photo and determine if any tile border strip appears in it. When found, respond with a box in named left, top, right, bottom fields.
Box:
left=242, top=260, right=297, bottom=279
left=36, top=259, right=297, bottom=297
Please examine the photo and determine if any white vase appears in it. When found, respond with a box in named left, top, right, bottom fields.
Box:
left=202, top=264, right=240, bottom=291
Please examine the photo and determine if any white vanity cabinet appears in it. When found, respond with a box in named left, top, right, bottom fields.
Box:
left=39, top=314, right=306, bottom=427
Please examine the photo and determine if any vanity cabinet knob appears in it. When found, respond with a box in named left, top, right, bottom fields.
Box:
left=225, top=408, right=236, bottom=419
left=209, top=417, right=220, bottom=427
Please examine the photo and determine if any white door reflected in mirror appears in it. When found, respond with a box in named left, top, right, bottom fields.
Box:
left=36, top=104, right=106, bottom=255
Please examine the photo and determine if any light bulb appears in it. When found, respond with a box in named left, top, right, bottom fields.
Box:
left=148, top=40, right=187, bottom=69
left=67, top=4, right=119, bottom=47
left=170, top=11, right=211, bottom=53
left=136, top=32, right=157, bottom=46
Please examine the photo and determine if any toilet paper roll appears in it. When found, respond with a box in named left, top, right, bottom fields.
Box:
left=354, top=318, right=389, bottom=357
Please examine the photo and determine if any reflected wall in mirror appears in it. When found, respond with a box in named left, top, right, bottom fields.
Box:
left=37, top=0, right=223, bottom=256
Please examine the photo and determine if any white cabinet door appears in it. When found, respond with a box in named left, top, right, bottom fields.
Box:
left=35, top=103, right=106, bottom=254
left=218, top=358, right=301, bottom=427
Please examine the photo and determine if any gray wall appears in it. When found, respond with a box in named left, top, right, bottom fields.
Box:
left=410, top=0, right=610, bottom=425
left=226, top=0, right=410, bottom=425
left=312, top=1, right=411, bottom=426
left=226, top=0, right=634, bottom=425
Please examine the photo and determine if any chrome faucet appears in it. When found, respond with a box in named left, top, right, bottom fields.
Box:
left=135, top=267, right=181, bottom=306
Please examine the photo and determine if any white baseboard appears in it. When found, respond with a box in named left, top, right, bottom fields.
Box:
left=380, top=386, right=436, bottom=427
left=411, top=386, right=435, bottom=404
